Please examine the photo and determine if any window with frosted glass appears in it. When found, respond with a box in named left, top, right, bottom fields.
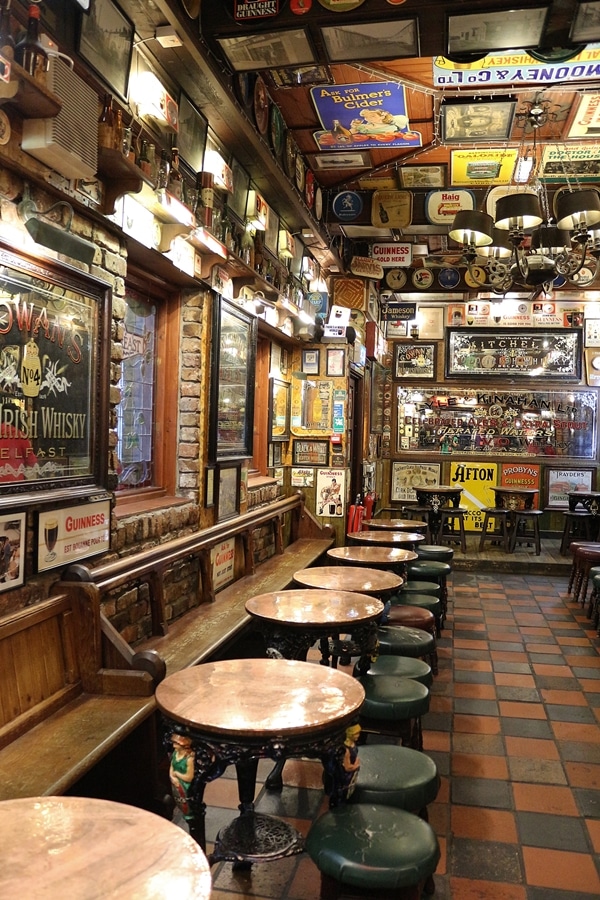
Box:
left=116, top=290, right=156, bottom=489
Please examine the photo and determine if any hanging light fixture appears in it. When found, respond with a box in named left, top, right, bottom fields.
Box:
left=449, top=96, right=600, bottom=293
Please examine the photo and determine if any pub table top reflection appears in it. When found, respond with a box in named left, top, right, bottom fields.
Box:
left=347, top=530, right=425, bottom=546
left=246, top=589, right=384, bottom=627
left=363, top=518, right=427, bottom=531
left=293, top=565, right=403, bottom=595
left=327, top=545, right=418, bottom=567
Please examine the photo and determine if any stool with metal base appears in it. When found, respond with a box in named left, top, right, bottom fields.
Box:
left=353, top=654, right=433, bottom=687
left=357, top=674, right=430, bottom=750
left=385, top=606, right=438, bottom=672
left=406, top=560, right=451, bottom=614
left=391, top=592, right=443, bottom=636
left=377, top=624, right=438, bottom=676
left=417, top=544, right=454, bottom=565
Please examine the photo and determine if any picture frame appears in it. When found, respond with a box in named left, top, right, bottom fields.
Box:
left=36, top=500, right=110, bottom=573
left=229, top=157, right=250, bottom=223
left=567, top=92, right=600, bottom=139
left=417, top=307, right=445, bottom=340
left=302, top=349, right=320, bottom=375
left=216, top=462, right=241, bottom=522
left=326, top=348, right=346, bottom=377
left=447, top=7, right=548, bottom=55
left=441, top=100, right=516, bottom=143
left=571, top=1, right=600, bottom=42
left=177, top=92, right=208, bottom=174
left=585, top=318, right=600, bottom=346
left=400, top=166, right=446, bottom=189
left=386, top=320, right=409, bottom=339
left=312, top=152, right=371, bottom=171
left=393, top=342, right=436, bottom=379
left=0, top=512, right=25, bottom=592
left=205, top=465, right=215, bottom=508
left=585, top=348, right=600, bottom=385
left=264, top=207, right=279, bottom=257
left=292, top=439, right=329, bottom=466
left=320, top=19, right=419, bottom=63
left=78, top=0, right=134, bottom=100
left=268, top=65, right=332, bottom=88
left=545, top=467, right=596, bottom=509
left=445, top=328, right=582, bottom=380
left=216, top=29, right=316, bottom=72
left=268, top=378, right=291, bottom=442
left=272, top=443, right=282, bottom=466
left=370, top=361, right=385, bottom=434
left=391, top=463, right=441, bottom=503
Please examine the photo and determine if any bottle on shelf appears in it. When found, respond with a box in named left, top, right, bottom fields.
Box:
left=0, top=0, right=15, bottom=60
left=137, top=139, right=152, bottom=178
left=98, top=93, right=115, bottom=151
left=156, top=149, right=170, bottom=190
left=254, top=231, right=264, bottom=275
left=167, top=146, right=183, bottom=199
left=113, top=107, right=123, bottom=153
left=199, top=171, right=214, bottom=229
left=15, top=3, right=48, bottom=78
left=241, top=227, right=255, bottom=269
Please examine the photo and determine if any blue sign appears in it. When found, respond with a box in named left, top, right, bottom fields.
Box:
left=311, top=82, right=422, bottom=152
left=332, top=191, right=363, bottom=221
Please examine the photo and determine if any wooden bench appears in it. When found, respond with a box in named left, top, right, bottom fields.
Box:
left=0, top=493, right=333, bottom=805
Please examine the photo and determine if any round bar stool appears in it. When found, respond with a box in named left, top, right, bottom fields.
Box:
left=391, top=592, right=443, bottom=636
left=351, top=743, right=440, bottom=818
left=510, top=509, right=543, bottom=555
left=406, top=560, right=451, bottom=613
left=353, top=655, right=433, bottom=688
left=416, top=544, right=454, bottom=565
left=377, top=624, right=437, bottom=675
left=572, top=544, right=600, bottom=606
left=568, top=541, right=600, bottom=594
left=357, top=674, right=430, bottom=749
left=306, top=804, right=440, bottom=900
left=437, top=506, right=467, bottom=552
left=590, top=572, right=600, bottom=631
left=560, top=510, right=595, bottom=556
left=385, top=607, right=438, bottom=674
left=479, top=508, right=511, bottom=553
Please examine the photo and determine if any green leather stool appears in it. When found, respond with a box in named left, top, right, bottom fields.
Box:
left=306, top=804, right=440, bottom=899
left=406, top=560, right=451, bottom=613
left=385, top=607, right=438, bottom=674
left=392, top=592, right=443, bottom=636
left=591, top=572, right=600, bottom=632
left=352, top=654, right=433, bottom=688
left=377, top=624, right=437, bottom=676
left=417, top=544, right=454, bottom=564
left=400, top=580, right=440, bottom=597
left=358, top=673, right=430, bottom=750
left=351, top=743, right=439, bottom=811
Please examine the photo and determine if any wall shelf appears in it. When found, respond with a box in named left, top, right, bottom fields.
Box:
left=97, top=148, right=147, bottom=215
left=4, top=61, right=62, bottom=118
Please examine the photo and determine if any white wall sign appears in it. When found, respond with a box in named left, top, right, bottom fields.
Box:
left=371, top=242, right=413, bottom=267
left=37, top=500, right=111, bottom=573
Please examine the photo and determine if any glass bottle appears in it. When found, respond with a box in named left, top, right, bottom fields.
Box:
left=15, top=3, right=48, bottom=77
left=113, top=108, right=123, bottom=153
left=98, top=93, right=115, bottom=151
left=167, top=147, right=183, bottom=199
left=157, top=149, right=170, bottom=190
left=0, top=0, right=15, bottom=60
left=137, top=140, right=152, bottom=178
left=241, top=227, right=255, bottom=269
left=199, top=172, right=214, bottom=229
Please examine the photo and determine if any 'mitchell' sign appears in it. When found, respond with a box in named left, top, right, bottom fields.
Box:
left=372, top=243, right=412, bottom=267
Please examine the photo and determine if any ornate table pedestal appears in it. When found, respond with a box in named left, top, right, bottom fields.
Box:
left=414, top=485, right=464, bottom=543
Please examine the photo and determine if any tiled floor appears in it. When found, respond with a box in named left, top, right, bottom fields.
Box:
left=194, top=571, right=600, bottom=899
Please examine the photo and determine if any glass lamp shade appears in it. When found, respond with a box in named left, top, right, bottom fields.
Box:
left=530, top=224, right=570, bottom=255
left=448, top=210, right=494, bottom=246
left=495, top=193, right=543, bottom=230
left=479, top=227, right=513, bottom=258
left=555, top=189, right=600, bottom=232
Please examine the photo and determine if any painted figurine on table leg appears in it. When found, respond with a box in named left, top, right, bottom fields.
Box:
left=169, top=732, right=195, bottom=820
left=323, top=723, right=361, bottom=806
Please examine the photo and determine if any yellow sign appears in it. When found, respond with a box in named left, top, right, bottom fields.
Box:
left=371, top=190, right=412, bottom=227
left=449, top=461, right=498, bottom=532
left=450, top=149, right=518, bottom=186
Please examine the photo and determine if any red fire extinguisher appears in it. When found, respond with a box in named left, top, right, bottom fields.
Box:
left=364, top=491, right=376, bottom=521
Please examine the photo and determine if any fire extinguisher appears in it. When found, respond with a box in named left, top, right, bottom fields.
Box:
left=364, top=491, right=377, bottom=522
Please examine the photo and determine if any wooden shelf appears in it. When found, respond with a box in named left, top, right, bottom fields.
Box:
left=97, top=147, right=148, bottom=215
left=2, top=61, right=62, bottom=118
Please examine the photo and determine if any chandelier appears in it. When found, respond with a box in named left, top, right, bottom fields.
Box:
left=448, top=97, right=600, bottom=293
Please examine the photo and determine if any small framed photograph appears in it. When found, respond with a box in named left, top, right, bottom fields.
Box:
left=229, top=157, right=250, bottom=223
left=370, top=361, right=385, bottom=434
left=269, top=377, right=291, bottom=442
left=292, top=439, right=329, bottom=466
left=321, top=19, right=419, bottom=63
left=567, top=92, right=600, bottom=139
left=441, top=100, right=516, bottom=143
left=386, top=320, right=409, bottom=339
left=418, top=307, right=445, bottom=340
left=393, top=343, right=436, bottom=379
left=77, top=0, right=134, bottom=99
left=265, top=207, right=279, bottom=256
left=272, top=442, right=282, bottom=466
left=302, top=349, right=320, bottom=375
left=217, top=29, right=316, bottom=72
left=391, top=463, right=441, bottom=502
left=571, top=1, right=600, bottom=42
left=447, top=7, right=548, bottom=55
left=216, top=462, right=241, bottom=522
left=205, top=465, right=215, bottom=508
left=268, top=65, right=332, bottom=88
left=312, top=152, right=371, bottom=171
left=585, top=318, right=600, bottom=346
left=585, top=348, right=600, bottom=385
left=545, top=467, right=595, bottom=509
left=326, top=348, right=346, bottom=377
left=178, top=92, right=208, bottom=174
left=0, top=512, right=25, bottom=591
left=400, top=166, right=446, bottom=189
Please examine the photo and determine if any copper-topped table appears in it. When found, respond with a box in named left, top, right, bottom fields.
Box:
left=348, top=529, right=425, bottom=550
left=293, top=565, right=403, bottom=597
left=0, top=796, right=212, bottom=899
left=493, top=486, right=538, bottom=511
left=363, top=518, right=427, bottom=532
left=327, top=544, right=418, bottom=576
left=156, top=658, right=365, bottom=862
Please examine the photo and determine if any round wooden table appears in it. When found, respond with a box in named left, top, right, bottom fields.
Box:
left=363, top=518, right=427, bottom=531
left=328, top=545, right=418, bottom=574
left=413, top=485, right=464, bottom=543
left=0, top=796, right=212, bottom=898
left=293, top=565, right=403, bottom=597
left=493, top=486, right=538, bottom=511
left=348, top=529, right=425, bottom=549
left=156, top=658, right=365, bottom=863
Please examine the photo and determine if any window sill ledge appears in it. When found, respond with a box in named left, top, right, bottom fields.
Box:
left=114, top=493, right=191, bottom=519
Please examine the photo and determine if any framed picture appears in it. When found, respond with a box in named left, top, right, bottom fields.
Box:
left=178, top=92, right=207, bottom=174
left=370, top=361, right=385, bottom=434
left=264, top=207, right=279, bottom=256
left=393, top=343, right=436, bottom=379
left=571, top=1, right=600, bottom=42
left=545, top=467, right=595, bottom=509
left=441, top=100, right=516, bottom=143
left=216, top=29, right=315, bottom=72
left=0, top=512, right=25, bottom=591
left=386, top=320, right=409, bottom=339
left=302, top=349, right=320, bottom=375
left=326, top=348, right=345, bottom=377
left=312, top=152, right=371, bottom=170
left=585, top=348, right=600, bottom=385
left=585, top=318, right=600, bottom=346
left=292, top=439, right=330, bottom=466
left=391, top=463, right=441, bottom=503
left=268, top=378, right=291, bottom=442
left=418, top=307, right=445, bottom=340
left=205, top=465, right=215, bottom=508
left=229, top=157, right=250, bottom=223
left=400, top=166, right=446, bottom=189
left=567, top=92, right=600, bottom=139
left=37, top=500, right=110, bottom=573
left=77, top=0, right=134, bottom=99
left=216, top=462, right=241, bottom=522
left=446, top=328, right=582, bottom=380
left=268, top=65, right=332, bottom=88
left=447, top=7, right=547, bottom=55
left=320, top=19, right=419, bottom=62
left=541, top=144, right=600, bottom=182
left=272, top=443, right=282, bottom=466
